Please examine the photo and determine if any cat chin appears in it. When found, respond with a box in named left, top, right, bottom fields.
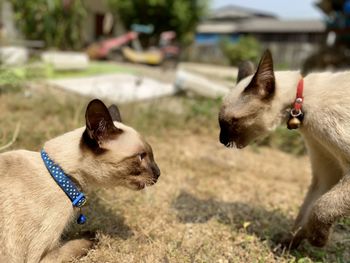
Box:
left=137, top=182, right=147, bottom=190
left=236, top=143, right=245, bottom=149
left=128, top=181, right=146, bottom=190
left=130, top=180, right=156, bottom=190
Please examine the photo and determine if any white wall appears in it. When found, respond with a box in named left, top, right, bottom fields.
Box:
left=1, top=1, right=19, bottom=41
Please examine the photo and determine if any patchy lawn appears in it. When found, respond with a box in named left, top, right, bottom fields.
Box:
left=46, top=62, right=136, bottom=79
left=1, top=84, right=350, bottom=262
left=1, top=61, right=135, bottom=85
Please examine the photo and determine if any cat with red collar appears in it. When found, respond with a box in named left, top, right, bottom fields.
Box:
left=219, top=50, right=350, bottom=248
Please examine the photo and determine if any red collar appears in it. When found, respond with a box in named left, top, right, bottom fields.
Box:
left=292, top=78, right=304, bottom=113
left=287, top=78, right=304, bottom=129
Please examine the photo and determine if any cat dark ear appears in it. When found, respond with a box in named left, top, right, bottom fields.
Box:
left=84, top=99, right=122, bottom=147
left=237, top=61, right=255, bottom=83
left=108, top=104, right=122, bottom=122
left=243, top=49, right=275, bottom=100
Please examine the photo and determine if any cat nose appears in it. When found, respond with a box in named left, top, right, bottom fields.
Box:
left=219, top=119, right=231, bottom=145
left=219, top=129, right=230, bottom=145
left=152, top=164, right=160, bottom=179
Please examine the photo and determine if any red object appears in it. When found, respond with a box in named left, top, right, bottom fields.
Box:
left=160, top=31, right=176, bottom=41
left=98, top=31, right=139, bottom=58
left=293, top=78, right=304, bottom=112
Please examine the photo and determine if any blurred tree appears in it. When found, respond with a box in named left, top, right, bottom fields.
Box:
left=9, top=0, right=86, bottom=50
left=107, top=0, right=209, bottom=45
left=220, top=36, right=262, bottom=66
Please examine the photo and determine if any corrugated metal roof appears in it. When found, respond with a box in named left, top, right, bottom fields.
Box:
left=239, top=18, right=325, bottom=33
left=210, top=5, right=276, bottom=20
left=198, top=5, right=325, bottom=34
left=197, top=19, right=325, bottom=34
left=197, top=22, right=239, bottom=34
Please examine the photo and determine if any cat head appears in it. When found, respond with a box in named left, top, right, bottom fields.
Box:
left=82, top=99, right=160, bottom=190
left=219, top=50, right=276, bottom=148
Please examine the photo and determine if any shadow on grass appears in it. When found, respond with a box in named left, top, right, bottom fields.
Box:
left=172, top=190, right=343, bottom=262
left=172, top=191, right=290, bottom=241
left=64, top=192, right=133, bottom=241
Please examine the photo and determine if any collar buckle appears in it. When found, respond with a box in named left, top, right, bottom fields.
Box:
left=287, top=78, right=304, bottom=130
left=72, top=193, right=87, bottom=207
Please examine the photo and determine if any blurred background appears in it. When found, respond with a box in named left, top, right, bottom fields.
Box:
left=1, top=1, right=350, bottom=262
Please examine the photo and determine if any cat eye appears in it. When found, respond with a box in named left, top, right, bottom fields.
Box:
left=138, top=152, right=147, bottom=161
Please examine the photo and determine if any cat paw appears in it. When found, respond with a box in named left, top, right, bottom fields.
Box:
left=306, top=218, right=331, bottom=247
left=80, top=230, right=98, bottom=243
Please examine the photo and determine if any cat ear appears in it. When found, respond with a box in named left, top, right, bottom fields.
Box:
left=237, top=61, right=255, bottom=83
left=84, top=99, right=122, bottom=146
left=243, top=49, right=275, bottom=100
left=108, top=104, right=122, bottom=122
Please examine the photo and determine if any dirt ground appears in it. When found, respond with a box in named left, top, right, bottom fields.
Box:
left=1, top=78, right=350, bottom=262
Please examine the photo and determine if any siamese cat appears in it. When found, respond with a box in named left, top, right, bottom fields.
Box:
left=219, top=50, right=350, bottom=248
left=0, top=99, right=160, bottom=262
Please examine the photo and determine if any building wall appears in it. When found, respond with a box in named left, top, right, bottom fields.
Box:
left=83, top=0, right=125, bottom=43
left=83, top=0, right=108, bottom=43
left=192, top=32, right=325, bottom=68
left=262, top=41, right=318, bottom=68
left=247, top=32, right=326, bottom=68
left=195, top=33, right=239, bottom=45
left=251, top=32, right=325, bottom=44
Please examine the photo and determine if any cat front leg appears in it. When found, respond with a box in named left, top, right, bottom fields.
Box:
left=281, top=177, right=323, bottom=249
left=306, top=175, right=350, bottom=247
left=40, top=238, right=94, bottom=263
left=282, top=138, right=342, bottom=249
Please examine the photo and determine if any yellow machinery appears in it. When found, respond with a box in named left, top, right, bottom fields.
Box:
left=122, top=47, right=163, bottom=65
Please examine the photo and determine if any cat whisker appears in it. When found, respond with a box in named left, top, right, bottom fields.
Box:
left=226, top=141, right=236, bottom=148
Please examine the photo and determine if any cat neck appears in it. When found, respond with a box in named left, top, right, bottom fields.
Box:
left=43, top=127, right=96, bottom=189
left=272, top=71, right=304, bottom=126
left=275, top=71, right=302, bottom=109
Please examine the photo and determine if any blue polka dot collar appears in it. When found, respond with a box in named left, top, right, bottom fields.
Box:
left=41, top=149, right=87, bottom=224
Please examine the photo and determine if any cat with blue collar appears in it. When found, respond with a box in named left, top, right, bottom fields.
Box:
left=0, top=99, right=160, bottom=262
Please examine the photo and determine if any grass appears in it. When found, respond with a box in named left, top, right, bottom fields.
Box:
left=0, top=61, right=136, bottom=87
left=0, top=84, right=349, bottom=262
left=46, top=62, right=136, bottom=79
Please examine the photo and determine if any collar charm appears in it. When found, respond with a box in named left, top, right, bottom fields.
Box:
left=287, top=78, right=304, bottom=130
left=41, top=149, right=87, bottom=224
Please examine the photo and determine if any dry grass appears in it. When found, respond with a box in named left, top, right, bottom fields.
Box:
left=1, top=84, right=350, bottom=262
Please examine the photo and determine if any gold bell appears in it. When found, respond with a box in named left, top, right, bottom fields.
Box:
left=287, top=117, right=301, bottom=130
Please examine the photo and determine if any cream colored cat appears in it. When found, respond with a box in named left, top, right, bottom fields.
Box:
left=219, top=50, right=350, bottom=248
left=0, top=99, right=160, bottom=262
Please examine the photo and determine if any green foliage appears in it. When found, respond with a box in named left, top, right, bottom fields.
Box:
left=220, top=36, right=262, bottom=66
left=0, top=67, right=23, bottom=94
left=10, top=0, right=87, bottom=50
left=0, top=63, right=50, bottom=94
left=257, top=126, right=306, bottom=156
left=107, top=0, right=209, bottom=44
left=0, top=65, right=36, bottom=94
